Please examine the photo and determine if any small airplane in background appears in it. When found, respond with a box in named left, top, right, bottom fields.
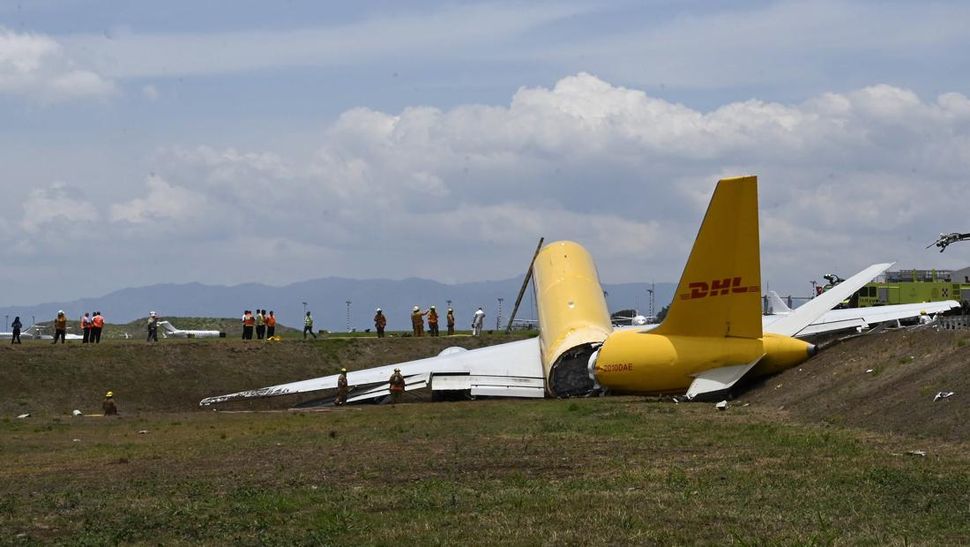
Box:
left=202, top=175, right=905, bottom=408
left=0, top=324, right=84, bottom=341
left=157, top=321, right=222, bottom=339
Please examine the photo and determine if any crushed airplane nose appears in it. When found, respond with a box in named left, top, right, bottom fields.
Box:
left=807, top=344, right=818, bottom=358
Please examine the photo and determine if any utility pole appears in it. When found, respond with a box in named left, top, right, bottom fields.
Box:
left=446, top=299, right=452, bottom=310
left=345, top=300, right=352, bottom=332
left=4, top=315, right=7, bottom=331
left=647, top=283, right=655, bottom=319
left=496, top=298, right=504, bottom=330
left=302, top=301, right=307, bottom=316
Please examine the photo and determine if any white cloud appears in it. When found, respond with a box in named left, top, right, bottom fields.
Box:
left=7, top=73, right=970, bottom=301
left=0, top=27, right=116, bottom=101
left=110, top=174, right=208, bottom=224
left=20, top=182, right=98, bottom=233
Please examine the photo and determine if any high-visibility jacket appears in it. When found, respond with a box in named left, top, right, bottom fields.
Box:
left=265, top=315, right=276, bottom=327
left=256, top=313, right=264, bottom=326
left=427, top=310, right=439, bottom=324
left=304, top=315, right=313, bottom=327
left=374, top=313, right=386, bottom=328
left=92, top=315, right=104, bottom=328
left=55, top=316, right=67, bottom=330
left=243, top=314, right=255, bottom=326
left=81, top=316, right=91, bottom=329
left=389, top=372, right=406, bottom=393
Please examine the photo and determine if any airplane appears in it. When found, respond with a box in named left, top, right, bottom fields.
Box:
left=200, top=175, right=899, bottom=407
left=765, top=291, right=959, bottom=335
left=0, top=323, right=84, bottom=341
left=158, top=320, right=222, bottom=339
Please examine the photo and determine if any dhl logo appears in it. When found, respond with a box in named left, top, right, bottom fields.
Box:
left=679, top=277, right=760, bottom=300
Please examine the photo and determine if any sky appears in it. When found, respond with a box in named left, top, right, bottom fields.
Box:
left=2, top=0, right=970, bottom=306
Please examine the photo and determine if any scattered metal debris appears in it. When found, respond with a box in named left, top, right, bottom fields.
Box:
left=72, top=410, right=82, bottom=416
left=865, top=369, right=874, bottom=374
left=933, top=391, right=955, bottom=402
left=906, top=450, right=926, bottom=457
left=72, top=439, right=81, bottom=443
left=715, top=400, right=728, bottom=411
left=16, top=413, right=30, bottom=419
left=138, top=430, right=149, bottom=434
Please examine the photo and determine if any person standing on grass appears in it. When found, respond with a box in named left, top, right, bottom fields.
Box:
left=10, top=316, right=22, bottom=344
left=146, top=311, right=159, bottom=343
left=265, top=311, right=277, bottom=338
left=52, top=310, right=68, bottom=344
left=410, top=306, right=426, bottom=337
left=427, top=305, right=440, bottom=337
left=255, top=309, right=265, bottom=339
left=446, top=308, right=455, bottom=336
left=374, top=308, right=387, bottom=338
left=242, top=310, right=255, bottom=340
left=471, top=307, right=485, bottom=336
left=103, top=391, right=118, bottom=416
left=388, top=368, right=405, bottom=404
left=335, top=368, right=349, bottom=406
left=303, top=311, right=317, bottom=339
left=91, top=311, right=105, bottom=343
left=80, top=312, right=92, bottom=343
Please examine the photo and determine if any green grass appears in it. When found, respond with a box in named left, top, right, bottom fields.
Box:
left=3, top=398, right=968, bottom=544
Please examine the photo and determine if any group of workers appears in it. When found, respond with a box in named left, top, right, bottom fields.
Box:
left=241, top=309, right=278, bottom=340
left=404, top=306, right=486, bottom=337
left=333, top=366, right=406, bottom=406
left=73, top=310, right=105, bottom=344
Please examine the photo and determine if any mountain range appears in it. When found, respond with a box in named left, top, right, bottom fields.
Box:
left=0, top=277, right=676, bottom=332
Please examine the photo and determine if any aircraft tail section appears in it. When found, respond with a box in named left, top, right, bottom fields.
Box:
left=767, top=291, right=792, bottom=314
left=654, top=176, right=762, bottom=339
left=158, top=321, right=178, bottom=333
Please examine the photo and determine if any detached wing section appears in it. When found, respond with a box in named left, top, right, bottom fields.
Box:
left=199, top=338, right=544, bottom=406
left=765, top=263, right=893, bottom=337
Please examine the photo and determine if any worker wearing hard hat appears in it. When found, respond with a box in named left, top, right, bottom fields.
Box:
left=427, top=306, right=440, bottom=337
left=146, top=311, right=159, bottom=343
left=410, top=306, right=427, bottom=337
left=446, top=308, right=455, bottom=336
left=374, top=308, right=387, bottom=338
left=335, top=368, right=349, bottom=406
left=51, top=310, right=68, bottom=344
left=303, top=311, right=317, bottom=340
left=388, top=368, right=406, bottom=404
left=102, top=391, right=118, bottom=416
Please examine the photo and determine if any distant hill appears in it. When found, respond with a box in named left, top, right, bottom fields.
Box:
left=0, top=277, right=676, bottom=332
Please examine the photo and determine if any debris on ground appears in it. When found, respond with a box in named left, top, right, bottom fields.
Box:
left=906, top=450, right=926, bottom=457
left=933, top=391, right=955, bottom=402
left=865, top=369, right=874, bottom=374
left=16, top=413, right=30, bottom=419
left=138, top=430, right=149, bottom=434
left=715, top=400, right=728, bottom=411
left=72, top=410, right=82, bottom=416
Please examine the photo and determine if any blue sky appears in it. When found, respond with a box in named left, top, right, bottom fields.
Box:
left=2, top=0, right=970, bottom=306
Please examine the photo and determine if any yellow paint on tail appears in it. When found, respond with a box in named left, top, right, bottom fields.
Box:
left=653, top=176, right=762, bottom=339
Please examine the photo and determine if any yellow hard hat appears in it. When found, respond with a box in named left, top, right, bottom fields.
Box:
left=340, top=368, right=347, bottom=373
left=105, top=391, right=113, bottom=398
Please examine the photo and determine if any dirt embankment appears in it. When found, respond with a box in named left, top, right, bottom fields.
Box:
left=741, top=328, right=970, bottom=441
left=0, top=335, right=530, bottom=416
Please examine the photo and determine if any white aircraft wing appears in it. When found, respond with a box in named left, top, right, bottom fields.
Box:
left=200, top=337, right=544, bottom=406
left=765, top=263, right=894, bottom=337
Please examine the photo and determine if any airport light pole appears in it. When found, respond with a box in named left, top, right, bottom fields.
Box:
left=4, top=315, right=7, bottom=331
left=345, top=300, right=352, bottom=332
left=446, top=299, right=452, bottom=310
left=302, top=301, right=307, bottom=316
left=496, top=298, right=503, bottom=330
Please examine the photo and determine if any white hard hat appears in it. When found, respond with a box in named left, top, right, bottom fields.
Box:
left=413, top=306, right=419, bottom=311
left=430, top=305, right=435, bottom=309
left=58, top=310, right=64, bottom=314
left=376, top=308, right=382, bottom=312
left=150, top=311, right=156, bottom=316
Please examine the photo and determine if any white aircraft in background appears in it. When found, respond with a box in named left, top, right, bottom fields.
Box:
left=158, top=321, right=222, bottom=339
left=0, top=323, right=84, bottom=341
left=764, top=291, right=959, bottom=335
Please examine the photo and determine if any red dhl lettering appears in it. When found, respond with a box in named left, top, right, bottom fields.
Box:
left=679, top=277, right=759, bottom=300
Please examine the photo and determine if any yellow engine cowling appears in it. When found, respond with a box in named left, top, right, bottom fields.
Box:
left=532, top=241, right=613, bottom=396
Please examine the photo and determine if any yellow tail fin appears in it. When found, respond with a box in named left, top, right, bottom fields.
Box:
left=654, top=176, right=762, bottom=339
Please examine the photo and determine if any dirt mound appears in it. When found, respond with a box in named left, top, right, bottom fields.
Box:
left=741, top=328, right=970, bottom=441
left=0, top=335, right=530, bottom=416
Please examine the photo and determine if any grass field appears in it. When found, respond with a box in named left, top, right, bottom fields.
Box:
left=4, top=397, right=968, bottom=544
